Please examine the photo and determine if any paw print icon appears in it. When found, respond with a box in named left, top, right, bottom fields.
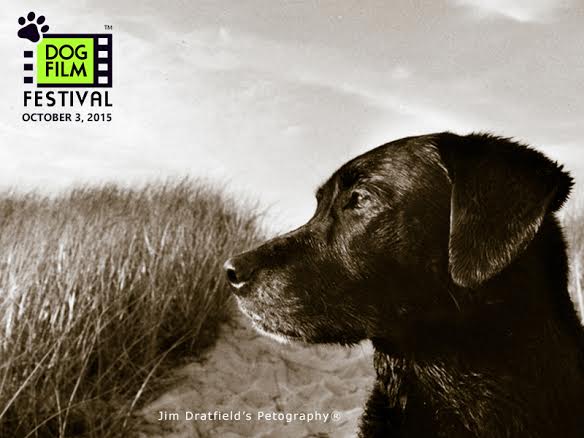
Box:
left=18, top=12, right=49, bottom=43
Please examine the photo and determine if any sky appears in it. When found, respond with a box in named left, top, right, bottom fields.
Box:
left=1, top=0, right=583, bottom=230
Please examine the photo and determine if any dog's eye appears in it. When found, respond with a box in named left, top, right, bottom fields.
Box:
left=344, top=191, right=368, bottom=210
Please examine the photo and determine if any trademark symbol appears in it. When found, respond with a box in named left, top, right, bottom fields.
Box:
left=104, top=24, right=113, bottom=30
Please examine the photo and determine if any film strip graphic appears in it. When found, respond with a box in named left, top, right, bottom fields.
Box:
left=24, top=34, right=112, bottom=87
left=23, top=50, right=33, bottom=83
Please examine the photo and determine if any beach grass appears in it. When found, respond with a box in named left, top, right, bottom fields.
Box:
left=0, top=180, right=261, bottom=437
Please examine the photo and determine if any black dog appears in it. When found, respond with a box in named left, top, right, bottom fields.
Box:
left=224, top=132, right=584, bottom=437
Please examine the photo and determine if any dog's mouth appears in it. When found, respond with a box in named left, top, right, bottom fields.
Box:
left=234, top=297, right=302, bottom=343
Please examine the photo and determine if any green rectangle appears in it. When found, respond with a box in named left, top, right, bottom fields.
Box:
left=37, top=38, right=94, bottom=85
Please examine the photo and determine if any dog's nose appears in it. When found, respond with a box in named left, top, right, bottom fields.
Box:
left=223, top=256, right=254, bottom=293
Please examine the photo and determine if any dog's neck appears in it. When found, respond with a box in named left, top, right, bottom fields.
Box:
left=368, top=217, right=584, bottom=436
left=369, top=345, right=544, bottom=436
left=370, top=333, right=582, bottom=437
left=370, top=216, right=581, bottom=360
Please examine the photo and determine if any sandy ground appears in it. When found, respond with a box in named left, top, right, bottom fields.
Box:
left=136, top=315, right=375, bottom=437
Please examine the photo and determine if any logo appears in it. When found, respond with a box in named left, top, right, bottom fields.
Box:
left=19, top=12, right=112, bottom=88
left=17, top=12, right=49, bottom=43
left=18, top=12, right=113, bottom=123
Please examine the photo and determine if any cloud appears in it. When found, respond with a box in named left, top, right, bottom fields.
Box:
left=2, top=1, right=583, bottom=230
left=452, top=0, right=568, bottom=22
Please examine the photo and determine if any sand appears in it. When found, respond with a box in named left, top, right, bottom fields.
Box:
left=136, top=315, right=375, bottom=437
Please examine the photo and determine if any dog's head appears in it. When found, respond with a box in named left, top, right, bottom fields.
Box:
left=224, top=133, right=572, bottom=345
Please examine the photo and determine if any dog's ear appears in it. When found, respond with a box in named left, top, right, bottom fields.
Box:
left=434, top=132, right=573, bottom=288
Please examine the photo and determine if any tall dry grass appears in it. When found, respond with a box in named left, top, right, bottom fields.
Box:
left=562, top=196, right=584, bottom=321
left=0, top=180, right=262, bottom=437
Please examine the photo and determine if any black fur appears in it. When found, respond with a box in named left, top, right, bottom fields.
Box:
left=224, top=132, right=584, bottom=437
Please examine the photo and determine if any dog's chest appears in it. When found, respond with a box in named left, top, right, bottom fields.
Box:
left=374, top=352, right=539, bottom=438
